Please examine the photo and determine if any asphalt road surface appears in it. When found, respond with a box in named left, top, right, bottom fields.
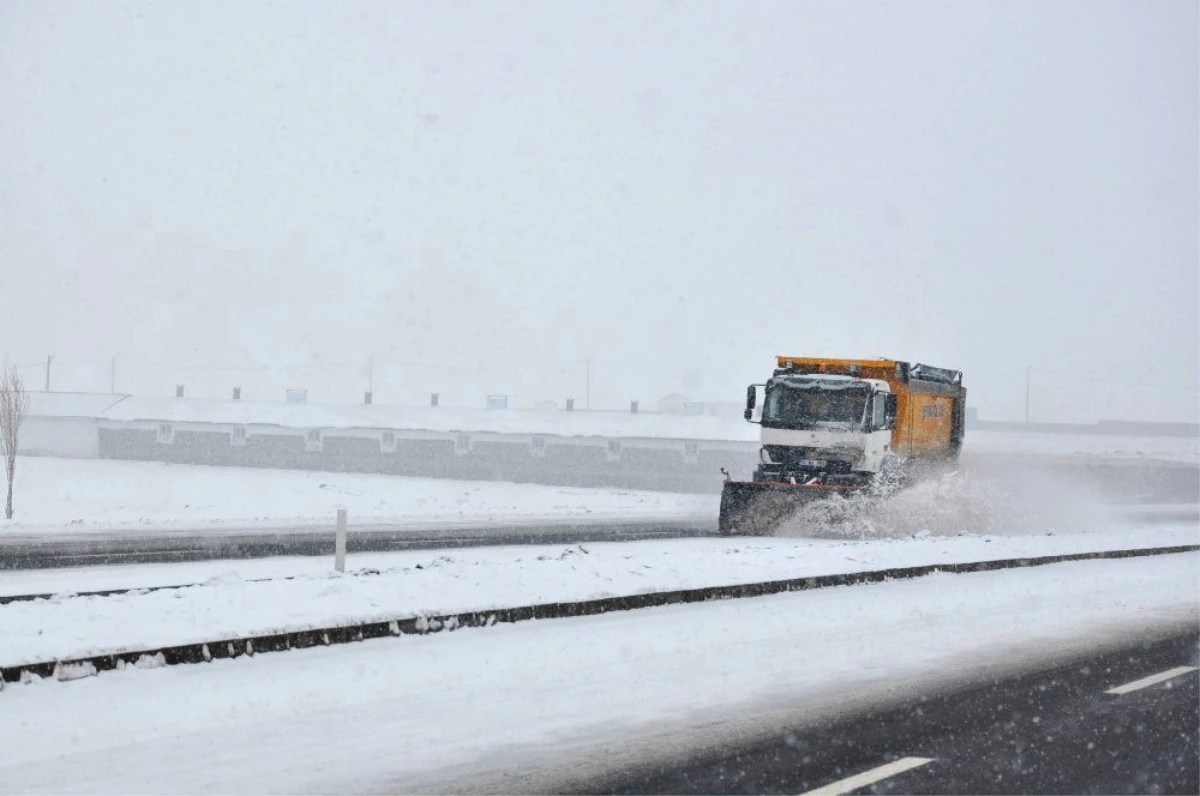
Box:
left=1, top=498, right=1191, bottom=572
left=0, top=519, right=718, bottom=570
left=584, top=632, right=1200, bottom=795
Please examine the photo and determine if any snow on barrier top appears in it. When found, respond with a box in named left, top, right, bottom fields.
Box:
left=30, top=392, right=756, bottom=442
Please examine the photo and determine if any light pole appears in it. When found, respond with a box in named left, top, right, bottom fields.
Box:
left=585, top=357, right=593, bottom=410
left=1025, top=366, right=1031, bottom=424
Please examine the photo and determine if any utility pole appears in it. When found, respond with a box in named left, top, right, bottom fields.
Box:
left=111, top=353, right=119, bottom=394
left=585, top=357, right=593, bottom=410
left=1025, top=366, right=1031, bottom=425
left=45, top=355, right=54, bottom=393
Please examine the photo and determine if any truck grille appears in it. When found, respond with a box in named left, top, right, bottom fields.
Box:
left=763, top=446, right=856, bottom=473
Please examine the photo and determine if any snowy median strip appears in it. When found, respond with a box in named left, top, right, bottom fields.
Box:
left=3, top=523, right=1196, bottom=604
left=1, top=542, right=1195, bottom=688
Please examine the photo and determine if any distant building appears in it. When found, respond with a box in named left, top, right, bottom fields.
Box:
left=657, top=393, right=689, bottom=414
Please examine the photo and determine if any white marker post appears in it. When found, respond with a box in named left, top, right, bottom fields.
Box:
left=334, top=509, right=347, bottom=573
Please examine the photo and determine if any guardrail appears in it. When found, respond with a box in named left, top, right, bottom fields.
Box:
left=3, top=544, right=1196, bottom=689
left=0, top=519, right=718, bottom=571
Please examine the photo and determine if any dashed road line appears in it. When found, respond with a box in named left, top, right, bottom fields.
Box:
left=1105, top=665, right=1198, bottom=695
left=800, top=756, right=934, bottom=795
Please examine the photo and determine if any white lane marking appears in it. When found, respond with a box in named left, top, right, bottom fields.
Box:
left=1105, top=665, right=1198, bottom=695
left=800, top=756, right=934, bottom=796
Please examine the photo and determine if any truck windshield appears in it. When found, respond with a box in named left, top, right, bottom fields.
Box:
left=762, top=383, right=868, bottom=430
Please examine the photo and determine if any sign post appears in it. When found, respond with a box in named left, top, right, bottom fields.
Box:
left=334, top=509, right=347, bottom=573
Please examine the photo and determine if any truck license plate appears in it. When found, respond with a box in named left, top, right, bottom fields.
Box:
left=798, top=459, right=826, bottom=469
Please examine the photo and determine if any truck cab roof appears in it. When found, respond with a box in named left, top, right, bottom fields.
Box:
left=770, top=373, right=892, bottom=393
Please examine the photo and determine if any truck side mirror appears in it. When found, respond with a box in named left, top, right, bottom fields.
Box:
left=744, top=384, right=764, bottom=423
left=885, top=394, right=898, bottom=429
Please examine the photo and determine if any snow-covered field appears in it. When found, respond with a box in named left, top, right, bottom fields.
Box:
left=0, top=457, right=713, bottom=535
left=2, top=525, right=1196, bottom=667
left=0, top=553, right=1194, bottom=794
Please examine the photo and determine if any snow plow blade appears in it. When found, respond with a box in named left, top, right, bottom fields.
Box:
left=718, top=480, right=863, bottom=536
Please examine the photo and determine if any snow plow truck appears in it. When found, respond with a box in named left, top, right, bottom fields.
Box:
left=719, top=356, right=966, bottom=535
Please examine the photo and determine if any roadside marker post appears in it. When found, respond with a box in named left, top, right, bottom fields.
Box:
left=335, top=509, right=347, bottom=573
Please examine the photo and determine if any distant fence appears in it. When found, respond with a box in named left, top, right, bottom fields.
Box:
left=96, top=423, right=756, bottom=495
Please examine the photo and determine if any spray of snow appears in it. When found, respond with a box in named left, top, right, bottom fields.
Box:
left=776, top=464, right=1120, bottom=540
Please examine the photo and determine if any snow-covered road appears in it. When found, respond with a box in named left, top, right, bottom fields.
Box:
left=0, top=553, right=1195, bottom=794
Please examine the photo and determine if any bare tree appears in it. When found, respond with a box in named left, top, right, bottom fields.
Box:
left=0, top=366, right=31, bottom=520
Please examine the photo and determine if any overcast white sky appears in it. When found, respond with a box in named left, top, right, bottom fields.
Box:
left=1, top=0, right=1196, bottom=422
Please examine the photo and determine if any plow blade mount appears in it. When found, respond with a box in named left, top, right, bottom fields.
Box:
left=718, top=480, right=862, bottom=536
